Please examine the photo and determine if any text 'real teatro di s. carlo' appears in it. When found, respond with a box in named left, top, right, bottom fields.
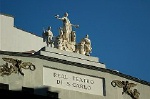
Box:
left=0, top=13, right=150, bottom=99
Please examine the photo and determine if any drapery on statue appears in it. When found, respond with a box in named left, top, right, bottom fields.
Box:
left=55, top=12, right=79, bottom=42
left=75, top=34, right=92, bottom=56
left=111, top=80, right=140, bottom=99
left=0, top=57, right=36, bottom=76
left=43, top=26, right=54, bottom=47
left=82, top=34, right=92, bottom=56
left=42, top=12, right=93, bottom=55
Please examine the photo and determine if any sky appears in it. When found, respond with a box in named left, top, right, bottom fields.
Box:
left=0, top=0, right=150, bottom=82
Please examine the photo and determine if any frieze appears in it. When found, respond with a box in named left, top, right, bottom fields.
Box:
left=0, top=57, right=36, bottom=76
left=111, top=80, right=140, bottom=99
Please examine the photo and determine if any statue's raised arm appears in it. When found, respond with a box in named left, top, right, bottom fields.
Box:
left=55, top=12, right=79, bottom=42
left=55, top=12, right=79, bottom=33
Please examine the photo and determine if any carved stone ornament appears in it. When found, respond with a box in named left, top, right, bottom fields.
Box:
left=42, top=12, right=92, bottom=56
left=111, top=80, right=140, bottom=99
left=0, top=57, right=36, bottom=76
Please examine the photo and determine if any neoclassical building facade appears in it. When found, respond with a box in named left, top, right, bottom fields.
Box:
left=0, top=13, right=150, bottom=99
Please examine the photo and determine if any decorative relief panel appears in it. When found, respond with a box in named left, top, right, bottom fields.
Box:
left=111, top=80, right=140, bottom=99
left=0, top=57, right=36, bottom=76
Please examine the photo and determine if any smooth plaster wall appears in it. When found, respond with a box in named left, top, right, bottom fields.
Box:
left=0, top=54, right=150, bottom=99
left=0, top=14, right=45, bottom=52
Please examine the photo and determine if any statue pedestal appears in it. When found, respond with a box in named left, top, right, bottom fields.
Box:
left=39, top=47, right=105, bottom=68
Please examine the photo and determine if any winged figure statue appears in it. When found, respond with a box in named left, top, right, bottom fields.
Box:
left=111, top=80, right=137, bottom=94
left=111, top=80, right=140, bottom=99
left=0, top=57, right=35, bottom=76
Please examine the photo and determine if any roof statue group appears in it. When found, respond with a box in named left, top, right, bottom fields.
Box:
left=43, top=12, right=92, bottom=56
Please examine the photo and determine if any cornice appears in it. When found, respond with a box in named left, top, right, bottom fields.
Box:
left=0, top=50, right=150, bottom=86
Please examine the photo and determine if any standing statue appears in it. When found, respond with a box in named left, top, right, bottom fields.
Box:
left=41, top=12, right=93, bottom=55
left=75, top=34, right=92, bottom=56
left=55, top=12, right=79, bottom=42
left=71, top=31, right=76, bottom=42
left=59, top=27, right=64, bottom=39
left=82, top=34, right=92, bottom=56
left=43, top=26, right=54, bottom=47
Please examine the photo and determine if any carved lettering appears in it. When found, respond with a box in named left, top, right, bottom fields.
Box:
left=43, top=67, right=104, bottom=95
left=53, top=72, right=68, bottom=79
left=57, top=80, right=62, bottom=85
left=72, top=76, right=94, bottom=84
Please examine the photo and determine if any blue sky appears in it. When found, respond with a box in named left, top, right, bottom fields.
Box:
left=1, top=0, right=150, bottom=82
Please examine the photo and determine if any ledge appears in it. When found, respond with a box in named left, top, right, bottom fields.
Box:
left=0, top=50, right=150, bottom=86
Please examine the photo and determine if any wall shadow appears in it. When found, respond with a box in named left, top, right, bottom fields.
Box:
left=0, top=84, right=59, bottom=99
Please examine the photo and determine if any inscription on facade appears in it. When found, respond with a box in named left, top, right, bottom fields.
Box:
left=43, top=67, right=104, bottom=95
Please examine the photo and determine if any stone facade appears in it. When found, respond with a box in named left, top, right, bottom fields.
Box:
left=0, top=14, right=45, bottom=52
left=0, top=13, right=150, bottom=99
left=0, top=51, right=150, bottom=99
